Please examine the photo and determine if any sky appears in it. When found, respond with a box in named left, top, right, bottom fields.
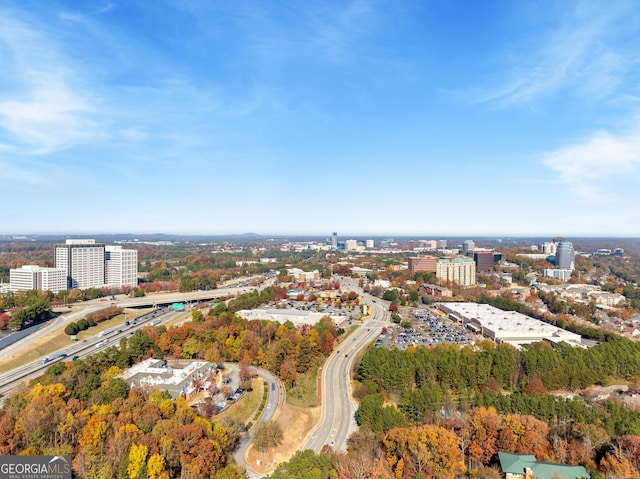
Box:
left=2, top=0, right=640, bottom=237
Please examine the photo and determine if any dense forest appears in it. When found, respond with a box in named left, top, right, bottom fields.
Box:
left=348, top=338, right=640, bottom=478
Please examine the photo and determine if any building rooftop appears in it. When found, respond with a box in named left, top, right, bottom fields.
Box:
left=121, top=359, right=214, bottom=398
left=498, top=452, right=590, bottom=479
left=440, top=302, right=583, bottom=348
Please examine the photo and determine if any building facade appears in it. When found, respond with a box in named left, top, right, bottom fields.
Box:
left=10, top=265, right=67, bottom=293
left=55, top=239, right=106, bottom=289
left=105, top=245, right=138, bottom=288
left=539, top=242, right=558, bottom=255
left=542, top=268, right=573, bottom=282
left=555, top=241, right=575, bottom=270
left=462, top=240, right=475, bottom=254
left=436, top=257, right=476, bottom=286
left=473, top=250, right=495, bottom=273
left=54, top=239, right=138, bottom=290
left=408, top=256, right=438, bottom=275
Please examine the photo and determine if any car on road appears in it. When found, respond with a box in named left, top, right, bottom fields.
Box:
left=271, top=383, right=275, bottom=391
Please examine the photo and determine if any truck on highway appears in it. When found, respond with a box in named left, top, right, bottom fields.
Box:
left=42, top=352, right=67, bottom=364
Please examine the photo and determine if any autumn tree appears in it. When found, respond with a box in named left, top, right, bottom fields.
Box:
left=252, top=421, right=283, bottom=456
left=384, top=424, right=465, bottom=479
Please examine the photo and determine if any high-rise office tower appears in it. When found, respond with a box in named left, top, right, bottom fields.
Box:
left=55, top=239, right=106, bottom=289
left=332, top=232, right=338, bottom=249
left=105, top=245, right=138, bottom=287
left=473, top=250, right=495, bottom=273
left=555, top=241, right=575, bottom=270
left=462, top=240, right=475, bottom=254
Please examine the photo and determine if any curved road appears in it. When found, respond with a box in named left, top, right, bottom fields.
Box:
left=303, top=281, right=387, bottom=453
left=1, top=275, right=386, bottom=472
left=233, top=369, right=285, bottom=479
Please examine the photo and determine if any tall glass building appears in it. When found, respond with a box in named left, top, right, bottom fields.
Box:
left=555, top=241, right=575, bottom=271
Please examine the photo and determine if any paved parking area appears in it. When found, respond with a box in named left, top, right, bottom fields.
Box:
left=375, top=306, right=475, bottom=350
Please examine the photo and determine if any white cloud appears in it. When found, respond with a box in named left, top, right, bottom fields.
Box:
left=480, top=2, right=632, bottom=106
left=58, top=3, right=114, bottom=22
left=541, top=128, right=640, bottom=199
left=0, top=12, right=101, bottom=154
left=0, top=159, right=47, bottom=184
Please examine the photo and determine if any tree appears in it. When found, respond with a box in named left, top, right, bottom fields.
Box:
left=252, top=421, right=283, bottom=455
left=267, top=449, right=335, bottom=479
left=384, top=424, right=465, bottom=479
left=8, top=298, right=52, bottom=330
left=65, top=322, right=80, bottom=336
left=191, top=309, right=204, bottom=323
left=127, top=443, right=148, bottom=479
left=146, top=453, right=169, bottom=479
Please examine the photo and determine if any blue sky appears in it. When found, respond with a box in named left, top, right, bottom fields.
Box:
left=2, top=0, right=640, bottom=236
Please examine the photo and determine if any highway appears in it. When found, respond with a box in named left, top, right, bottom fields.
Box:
left=303, top=280, right=387, bottom=453
left=0, top=273, right=386, bottom=470
left=0, top=307, right=183, bottom=399
left=0, top=275, right=276, bottom=363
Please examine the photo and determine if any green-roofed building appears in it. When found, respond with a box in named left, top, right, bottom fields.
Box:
left=498, top=452, right=590, bottom=479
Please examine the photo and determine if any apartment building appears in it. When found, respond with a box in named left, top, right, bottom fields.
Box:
left=436, top=257, right=476, bottom=286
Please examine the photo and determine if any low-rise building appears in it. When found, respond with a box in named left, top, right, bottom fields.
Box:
left=351, top=266, right=372, bottom=277
left=439, top=302, right=584, bottom=348
left=10, top=265, right=68, bottom=293
left=418, top=284, right=453, bottom=298
left=588, top=291, right=625, bottom=306
left=236, top=308, right=345, bottom=326
left=542, top=268, right=573, bottom=282
left=121, top=359, right=216, bottom=400
left=498, top=452, right=590, bottom=479
left=286, top=268, right=320, bottom=282
left=535, top=284, right=624, bottom=306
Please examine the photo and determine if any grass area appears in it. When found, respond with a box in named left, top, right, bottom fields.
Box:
left=161, top=310, right=194, bottom=328
left=214, top=377, right=264, bottom=425
left=287, top=362, right=321, bottom=408
left=74, top=308, right=150, bottom=340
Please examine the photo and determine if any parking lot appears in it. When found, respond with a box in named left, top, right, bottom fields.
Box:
left=375, top=306, right=475, bottom=350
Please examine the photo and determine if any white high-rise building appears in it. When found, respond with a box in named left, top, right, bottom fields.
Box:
left=436, top=257, right=476, bottom=286
left=105, top=245, right=138, bottom=287
left=55, top=239, right=106, bottom=289
left=10, top=265, right=68, bottom=293
left=344, top=239, right=358, bottom=251
left=540, top=242, right=558, bottom=255
left=366, top=239, right=375, bottom=249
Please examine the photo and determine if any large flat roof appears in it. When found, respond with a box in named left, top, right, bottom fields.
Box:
left=439, top=302, right=583, bottom=347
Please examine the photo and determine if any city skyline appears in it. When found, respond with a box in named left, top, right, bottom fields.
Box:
left=2, top=1, right=640, bottom=236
